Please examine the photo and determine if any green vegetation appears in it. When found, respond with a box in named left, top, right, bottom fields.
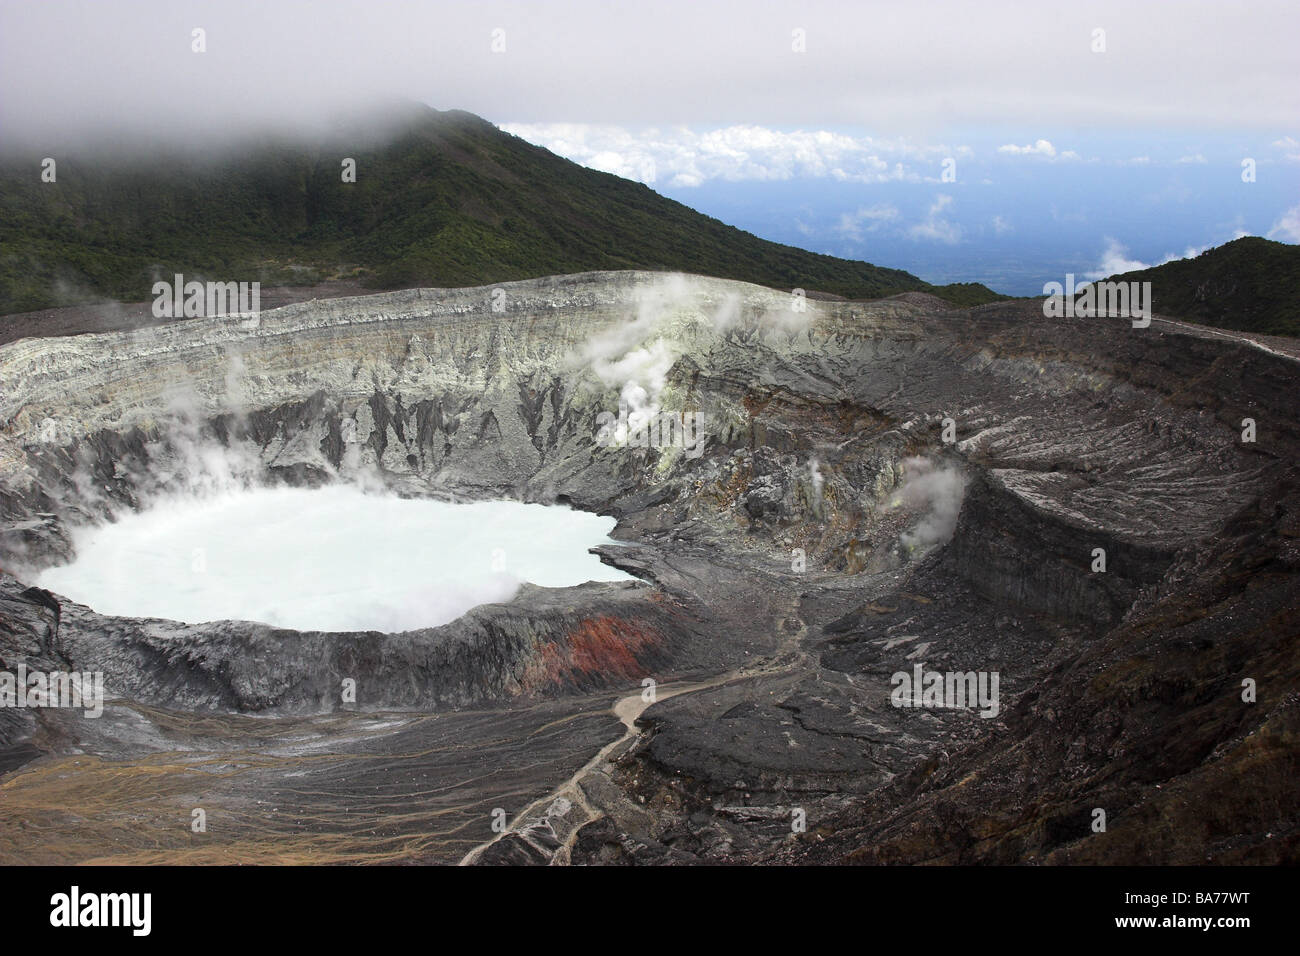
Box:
left=0, top=106, right=1006, bottom=316
left=1105, top=236, right=1300, bottom=337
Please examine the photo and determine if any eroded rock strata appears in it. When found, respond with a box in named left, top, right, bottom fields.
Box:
left=0, top=272, right=1295, bottom=864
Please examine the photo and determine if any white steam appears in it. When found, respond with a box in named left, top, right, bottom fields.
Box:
left=578, top=276, right=691, bottom=441
left=586, top=338, right=677, bottom=440
left=809, top=456, right=825, bottom=512
left=884, top=456, right=968, bottom=550
left=576, top=278, right=811, bottom=444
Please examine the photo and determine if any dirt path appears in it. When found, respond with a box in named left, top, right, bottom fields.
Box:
left=1150, top=314, right=1300, bottom=362
left=456, top=676, right=734, bottom=865
left=458, top=603, right=807, bottom=866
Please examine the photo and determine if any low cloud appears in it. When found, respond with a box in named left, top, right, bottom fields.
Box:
left=1267, top=203, right=1300, bottom=243
left=908, top=194, right=962, bottom=244
left=997, top=139, right=1079, bottom=160
left=1084, top=238, right=1218, bottom=280
left=502, top=123, right=966, bottom=188
left=836, top=203, right=900, bottom=241
left=1085, top=239, right=1151, bottom=279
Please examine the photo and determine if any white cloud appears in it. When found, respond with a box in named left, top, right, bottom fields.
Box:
left=501, top=123, right=966, bottom=187
left=1274, top=137, right=1300, bottom=162
left=1176, top=153, right=1208, bottom=164
left=1084, top=238, right=1226, bottom=280
left=1162, top=244, right=1210, bottom=262
left=1267, top=203, right=1300, bottom=242
left=1085, top=239, right=1151, bottom=280
left=836, top=204, right=900, bottom=241
left=996, top=139, right=1078, bottom=160
left=908, top=194, right=962, bottom=244
left=3, top=2, right=1299, bottom=146
left=991, top=215, right=1013, bottom=235
left=999, top=139, right=1055, bottom=157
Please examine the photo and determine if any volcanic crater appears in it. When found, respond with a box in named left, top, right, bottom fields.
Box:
left=1, top=271, right=1297, bottom=865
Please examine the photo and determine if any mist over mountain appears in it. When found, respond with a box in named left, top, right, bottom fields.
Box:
left=0, top=104, right=1004, bottom=316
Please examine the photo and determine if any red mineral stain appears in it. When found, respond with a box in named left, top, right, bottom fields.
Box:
left=522, top=616, right=661, bottom=692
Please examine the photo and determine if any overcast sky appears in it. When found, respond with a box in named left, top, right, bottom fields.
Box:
left=3, top=0, right=1296, bottom=137
left=2, top=0, right=1295, bottom=293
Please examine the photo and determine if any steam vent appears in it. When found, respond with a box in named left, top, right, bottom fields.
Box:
left=1, top=271, right=1297, bottom=865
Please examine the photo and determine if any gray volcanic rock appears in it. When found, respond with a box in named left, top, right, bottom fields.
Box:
left=10, top=575, right=697, bottom=714
left=0, top=271, right=1296, bottom=864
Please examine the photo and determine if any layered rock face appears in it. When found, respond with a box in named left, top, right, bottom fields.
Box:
left=0, top=272, right=1295, bottom=865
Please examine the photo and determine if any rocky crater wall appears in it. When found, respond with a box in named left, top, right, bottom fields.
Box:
left=0, top=272, right=1291, bottom=719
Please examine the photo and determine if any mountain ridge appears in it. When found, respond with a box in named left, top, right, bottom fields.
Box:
left=1099, top=235, right=1300, bottom=337
left=0, top=105, right=1005, bottom=316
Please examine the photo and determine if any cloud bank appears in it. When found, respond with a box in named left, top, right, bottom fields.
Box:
left=501, top=123, right=962, bottom=188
